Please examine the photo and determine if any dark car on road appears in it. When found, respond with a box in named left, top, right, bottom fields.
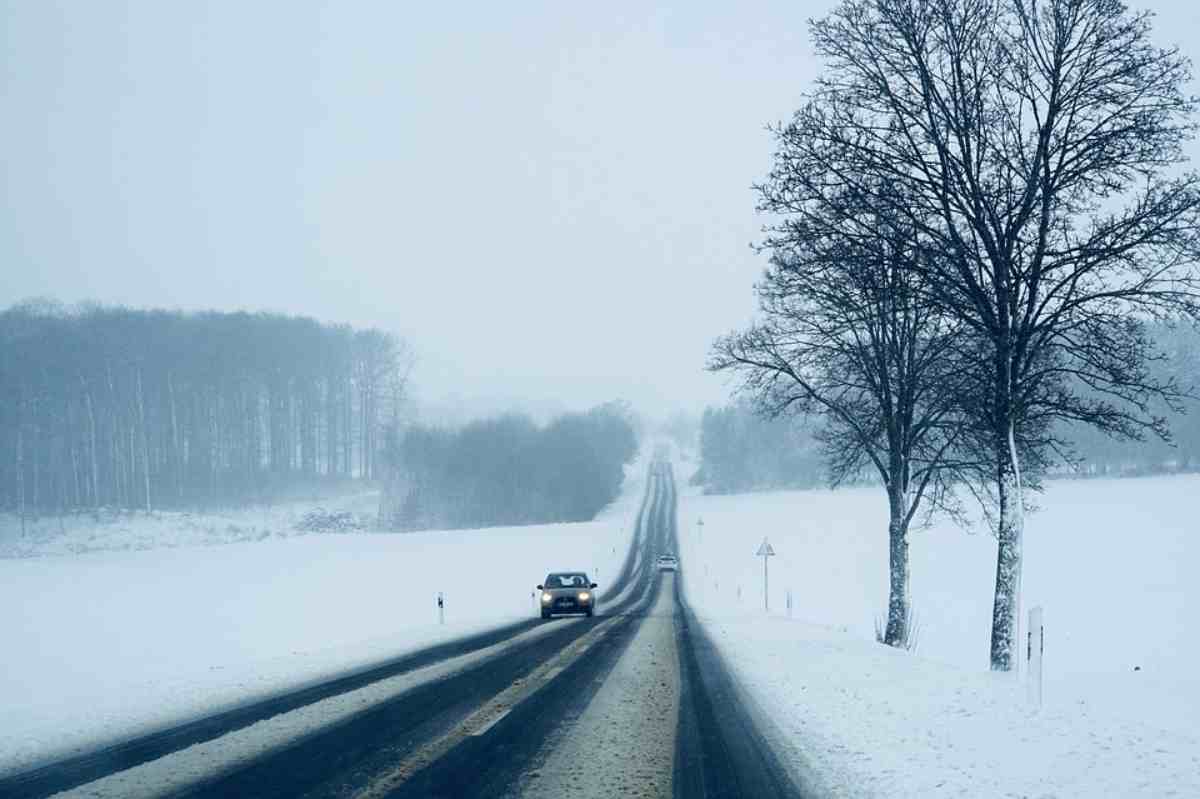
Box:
left=538, top=572, right=598, bottom=618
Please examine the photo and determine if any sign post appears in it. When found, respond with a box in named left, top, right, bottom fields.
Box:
left=1027, top=606, right=1044, bottom=707
left=756, top=538, right=776, bottom=612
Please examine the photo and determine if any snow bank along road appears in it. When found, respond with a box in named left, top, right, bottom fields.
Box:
left=1, top=458, right=810, bottom=799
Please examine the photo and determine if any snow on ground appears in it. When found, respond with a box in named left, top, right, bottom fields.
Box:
left=677, top=461, right=1200, bottom=797
left=0, top=491, right=382, bottom=559
left=0, top=456, right=649, bottom=777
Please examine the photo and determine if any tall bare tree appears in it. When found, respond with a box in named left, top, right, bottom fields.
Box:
left=771, top=0, right=1200, bottom=668
left=712, top=195, right=973, bottom=647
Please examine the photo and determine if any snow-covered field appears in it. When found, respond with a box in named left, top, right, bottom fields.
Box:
left=0, top=460, right=648, bottom=776
left=0, top=491, right=382, bottom=559
left=677, top=465, right=1200, bottom=797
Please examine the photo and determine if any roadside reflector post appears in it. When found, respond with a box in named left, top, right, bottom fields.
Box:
left=756, top=537, right=776, bottom=613
left=697, top=517, right=704, bottom=543
left=437, top=591, right=445, bottom=626
left=786, top=589, right=793, bottom=618
left=1027, top=606, right=1044, bottom=707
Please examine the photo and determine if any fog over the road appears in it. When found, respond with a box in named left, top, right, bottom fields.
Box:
left=4, top=0, right=1199, bottom=416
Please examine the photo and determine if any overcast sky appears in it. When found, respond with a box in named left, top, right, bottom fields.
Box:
left=3, top=1, right=1199, bottom=420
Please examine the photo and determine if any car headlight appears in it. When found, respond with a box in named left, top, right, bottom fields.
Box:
left=577, top=592, right=591, bottom=602
left=542, top=592, right=553, bottom=603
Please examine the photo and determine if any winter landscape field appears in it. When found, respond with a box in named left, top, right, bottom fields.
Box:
left=675, top=460, right=1200, bottom=796
left=8, top=0, right=1200, bottom=795
left=0, top=491, right=381, bottom=559
left=0, top=462, right=646, bottom=776
left=6, top=449, right=1196, bottom=797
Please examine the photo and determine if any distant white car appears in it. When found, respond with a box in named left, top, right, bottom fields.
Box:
left=656, top=554, right=678, bottom=572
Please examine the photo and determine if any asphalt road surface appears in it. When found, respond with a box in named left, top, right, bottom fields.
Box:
left=3, top=459, right=809, bottom=799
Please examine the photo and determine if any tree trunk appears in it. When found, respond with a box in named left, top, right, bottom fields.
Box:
left=81, top=375, right=99, bottom=508
left=326, top=378, right=338, bottom=477
left=989, top=419, right=1024, bottom=671
left=345, top=384, right=353, bottom=478
left=69, top=418, right=81, bottom=509
left=30, top=398, right=40, bottom=513
left=136, top=368, right=151, bottom=512
left=167, top=372, right=182, bottom=502
left=884, top=483, right=911, bottom=647
left=17, top=411, right=27, bottom=538
left=129, top=425, right=137, bottom=510
left=107, top=364, right=125, bottom=508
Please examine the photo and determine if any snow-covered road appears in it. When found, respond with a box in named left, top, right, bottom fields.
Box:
left=517, top=573, right=681, bottom=797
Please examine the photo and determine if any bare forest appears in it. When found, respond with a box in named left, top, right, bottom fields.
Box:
left=0, top=301, right=411, bottom=520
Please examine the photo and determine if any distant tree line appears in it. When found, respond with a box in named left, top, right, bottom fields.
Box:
left=693, top=403, right=824, bottom=494
left=698, top=325, right=1200, bottom=496
left=380, top=402, right=638, bottom=531
left=0, top=301, right=410, bottom=518
left=1059, top=325, right=1200, bottom=476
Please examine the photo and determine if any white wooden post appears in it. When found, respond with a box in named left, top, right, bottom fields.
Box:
left=756, top=538, right=776, bottom=613
left=437, top=592, right=445, bottom=626
left=763, top=554, right=769, bottom=611
left=1027, top=605, right=1044, bottom=707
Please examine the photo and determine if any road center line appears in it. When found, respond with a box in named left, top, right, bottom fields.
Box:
left=50, top=619, right=582, bottom=799
left=469, top=707, right=512, bottom=737
left=356, top=616, right=625, bottom=798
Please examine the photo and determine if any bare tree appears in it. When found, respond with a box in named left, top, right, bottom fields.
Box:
left=772, top=0, right=1200, bottom=668
left=354, top=330, right=413, bottom=481
left=712, top=196, right=974, bottom=648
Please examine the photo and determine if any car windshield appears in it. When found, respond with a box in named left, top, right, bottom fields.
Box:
left=545, top=574, right=589, bottom=589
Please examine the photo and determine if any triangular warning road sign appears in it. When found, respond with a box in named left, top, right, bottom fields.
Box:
left=756, top=538, right=776, bottom=557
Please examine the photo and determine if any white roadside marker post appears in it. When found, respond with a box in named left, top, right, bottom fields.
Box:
left=1027, top=605, right=1044, bottom=707
left=756, top=537, right=776, bottom=613
left=697, top=517, right=704, bottom=544
left=437, top=592, right=445, bottom=626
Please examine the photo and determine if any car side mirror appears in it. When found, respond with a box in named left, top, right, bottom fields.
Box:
left=536, top=585, right=543, bottom=590
left=590, top=583, right=598, bottom=589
